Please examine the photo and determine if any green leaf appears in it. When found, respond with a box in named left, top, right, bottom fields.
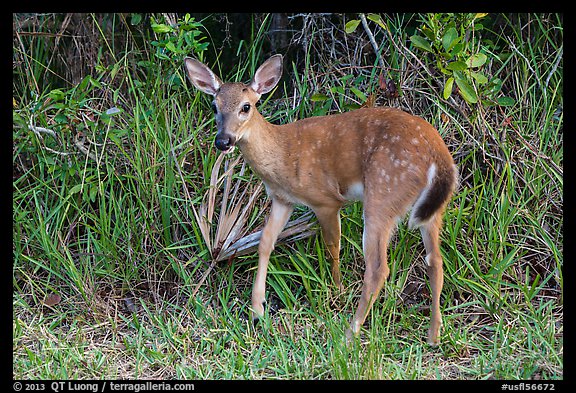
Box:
left=497, top=97, right=516, bottom=106
left=487, top=78, right=503, bottom=94
left=470, top=71, right=488, bottom=84
left=343, top=103, right=362, bottom=111
left=421, top=26, right=435, bottom=41
left=345, top=20, right=361, bottom=34
left=367, top=13, right=387, bottom=30
left=442, top=27, right=459, bottom=52
left=455, top=76, right=478, bottom=104
left=446, top=61, right=468, bottom=71
left=466, top=53, right=487, bottom=68
left=68, top=184, right=83, bottom=196
left=410, top=35, right=433, bottom=52
left=350, top=87, right=367, bottom=102
left=130, top=13, right=142, bottom=26
left=310, top=92, right=329, bottom=102
left=165, top=41, right=176, bottom=52
left=450, top=43, right=464, bottom=57
left=54, top=113, right=68, bottom=123
left=443, top=77, right=454, bottom=100
left=165, top=41, right=184, bottom=54
left=89, top=184, right=98, bottom=203
left=48, top=89, right=66, bottom=101
left=87, top=76, right=102, bottom=89
left=151, top=23, right=173, bottom=34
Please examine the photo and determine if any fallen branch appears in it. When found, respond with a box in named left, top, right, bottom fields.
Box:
left=215, top=211, right=317, bottom=262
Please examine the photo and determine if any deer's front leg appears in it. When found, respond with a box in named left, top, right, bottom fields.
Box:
left=252, top=199, right=294, bottom=319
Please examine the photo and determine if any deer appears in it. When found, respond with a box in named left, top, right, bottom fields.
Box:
left=184, top=54, right=457, bottom=345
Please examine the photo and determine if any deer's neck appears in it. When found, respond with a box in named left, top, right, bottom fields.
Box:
left=236, top=111, right=282, bottom=180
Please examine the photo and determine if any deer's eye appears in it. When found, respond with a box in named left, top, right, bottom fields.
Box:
left=241, top=103, right=251, bottom=113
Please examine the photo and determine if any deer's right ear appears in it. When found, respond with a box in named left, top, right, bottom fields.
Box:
left=184, top=57, right=222, bottom=96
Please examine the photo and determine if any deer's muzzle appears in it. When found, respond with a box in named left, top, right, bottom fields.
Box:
left=215, top=133, right=236, bottom=153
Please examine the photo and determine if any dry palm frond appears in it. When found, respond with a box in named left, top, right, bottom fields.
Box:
left=196, top=153, right=317, bottom=262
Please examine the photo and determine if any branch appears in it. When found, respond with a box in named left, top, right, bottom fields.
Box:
left=360, top=14, right=385, bottom=68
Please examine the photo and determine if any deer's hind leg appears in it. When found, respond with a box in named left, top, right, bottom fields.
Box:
left=346, top=203, right=397, bottom=340
left=419, top=211, right=446, bottom=346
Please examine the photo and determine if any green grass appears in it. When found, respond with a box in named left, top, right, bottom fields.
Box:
left=13, top=13, right=562, bottom=379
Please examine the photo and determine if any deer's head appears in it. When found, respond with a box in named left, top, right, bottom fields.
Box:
left=184, top=55, right=283, bottom=153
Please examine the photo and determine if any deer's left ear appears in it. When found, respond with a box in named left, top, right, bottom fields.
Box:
left=250, top=54, right=283, bottom=96
left=184, top=57, right=222, bottom=96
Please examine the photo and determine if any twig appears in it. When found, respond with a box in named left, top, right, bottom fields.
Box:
left=73, top=132, right=97, bottom=160
left=287, top=13, right=333, bottom=20
left=544, top=44, right=563, bottom=91
left=42, top=146, right=72, bottom=156
left=359, top=13, right=385, bottom=68
left=29, top=123, right=57, bottom=139
left=29, top=122, right=73, bottom=156
left=190, top=259, right=218, bottom=299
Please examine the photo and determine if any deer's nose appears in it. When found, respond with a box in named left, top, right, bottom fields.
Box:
left=215, top=134, right=235, bottom=152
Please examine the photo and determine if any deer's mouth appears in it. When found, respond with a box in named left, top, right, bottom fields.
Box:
left=220, top=145, right=235, bottom=154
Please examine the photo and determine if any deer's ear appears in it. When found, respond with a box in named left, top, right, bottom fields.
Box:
left=184, top=57, right=222, bottom=96
left=249, top=54, right=283, bottom=96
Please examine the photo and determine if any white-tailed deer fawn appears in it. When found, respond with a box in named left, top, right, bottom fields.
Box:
left=185, top=54, right=457, bottom=345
